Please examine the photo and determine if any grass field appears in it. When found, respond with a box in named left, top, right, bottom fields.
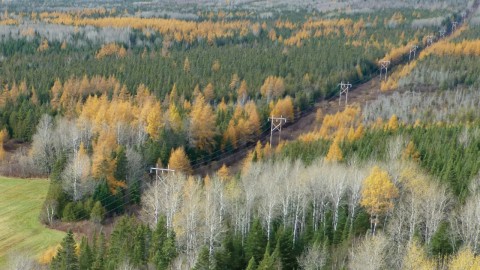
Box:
left=0, top=177, right=65, bottom=266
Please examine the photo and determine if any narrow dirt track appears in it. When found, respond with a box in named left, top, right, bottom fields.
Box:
left=195, top=76, right=384, bottom=176
left=194, top=2, right=479, bottom=176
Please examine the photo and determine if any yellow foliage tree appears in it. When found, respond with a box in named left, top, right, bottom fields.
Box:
left=146, top=101, right=163, bottom=140
left=325, top=138, right=343, bottom=162
left=212, top=60, right=221, bottom=72
left=189, top=95, right=217, bottom=152
left=203, top=83, right=214, bottom=103
left=402, top=141, right=420, bottom=162
left=402, top=240, right=436, bottom=270
left=217, top=164, right=230, bottom=181
left=386, top=114, right=399, bottom=131
left=167, top=103, right=182, bottom=133
left=38, top=39, right=49, bottom=52
left=260, top=76, right=285, bottom=101
left=168, top=147, right=192, bottom=175
left=229, top=73, right=240, bottom=91
left=449, top=247, right=480, bottom=270
left=361, top=166, right=399, bottom=234
left=0, top=128, right=8, bottom=161
left=237, top=80, right=248, bottom=104
left=271, top=96, right=294, bottom=121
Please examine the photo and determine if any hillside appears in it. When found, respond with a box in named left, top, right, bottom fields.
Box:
left=1, top=0, right=480, bottom=269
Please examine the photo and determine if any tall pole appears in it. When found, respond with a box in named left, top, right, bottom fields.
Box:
left=426, top=35, right=434, bottom=47
left=269, top=115, right=287, bottom=145
left=379, top=60, right=390, bottom=81
left=409, top=45, right=418, bottom=61
left=338, top=81, right=352, bottom=106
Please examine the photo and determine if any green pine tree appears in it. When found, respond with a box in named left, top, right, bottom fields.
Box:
left=246, top=257, right=257, bottom=270
left=51, top=230, right=78, bottom=270
left=114, top=146, right=128, bottom=182
left=257, top=242, right=273, bottom=270
left=90, top=201, right=106, bottom=224
left=79, top=237, right=94, bottom=270
left=92, top=233, right=106, bottom=270
left=245, top=219, right=267, bottom=264
left=193, top=246, right=211, bottom=270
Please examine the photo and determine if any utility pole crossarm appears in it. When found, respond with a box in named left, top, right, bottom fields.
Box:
left=269, top=115, right=287, bottom=145
left=150, top=165, right=175, bottom=181
left=379, top=60, right=391, bottom=81
left=409, top=45, right=418, bottom=61
left=338, top=81, right=352, bottom=106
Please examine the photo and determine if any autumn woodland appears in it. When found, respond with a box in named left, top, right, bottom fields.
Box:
left=0, top=0, right=480, bottom=269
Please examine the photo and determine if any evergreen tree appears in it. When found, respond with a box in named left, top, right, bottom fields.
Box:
left=193, top=246, right=211, bottom=270
left=246, top=257, right=257, bottom=270
left=430, top=222, right=454, bottom=260
left=92, top=233, right=106, bottom=270
left=257, top=242, right=274, bottom=270
left=114, top=146, right=128, bottom=182
left=245, top=219, right=267, bottom=264
left=132, top=225, right=148, bottom=268
left=51, top=230, right=78, bottom=270
left=90, top=201, right=106, bottom=224
left=79, top=237, right=94, bottom=270
left=150, top=216, right=178, bottom=269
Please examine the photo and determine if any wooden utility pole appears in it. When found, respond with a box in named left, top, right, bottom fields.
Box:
left=379, top=60, right=390, bottom=81
left=338, top=81, right=352, bottom=106
left=269, top=116, right=287, bottom=145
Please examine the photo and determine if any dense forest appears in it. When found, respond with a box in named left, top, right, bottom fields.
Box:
left=1, top=0, right=480, bottom=269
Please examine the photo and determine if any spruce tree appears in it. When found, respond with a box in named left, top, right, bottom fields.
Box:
left=51, top=230, right=78, bottom=270
left=193, top=246, right=211, bottom=270
left=79, top=237, right=94, bottom=270
left=257, top=242, right=273, bottom=270
left=245, top=219, right=267, bottom=264
left=246, top=257, right=257, bottom=270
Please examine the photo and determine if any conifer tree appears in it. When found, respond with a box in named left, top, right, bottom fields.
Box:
left=51, top=230, right=78, bottom=270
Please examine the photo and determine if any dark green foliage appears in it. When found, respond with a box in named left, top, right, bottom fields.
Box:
left=274, top=228, right=298, bottom=270
left=79, top=237, right=94, bottom=270
left=114, top=146, right=128, bottom=182
left=149, top=217, right=177, bottom=270
left=92, top=233, right=106, bottom=270
left=132, top=225, right=148, bottom=268
left=90, top=201, right=106, bottom=224
left=213, top=233, right=245, bottom=270
left=51, top=230, right=79, bottom=270
left=128, top=178, right=141, bottom=205
left=257, top=242, right=274, bottom=270
left=429, top=222, right=454, bottom=258
left=193, top=246, right=211, bottom=270
left=62, top=202, right=79, bottom=222
left=245, top=219, right=268, bottom=264
left=93, top=179, right=123, bottom=214
left=245, top=257, right=257, bottom=270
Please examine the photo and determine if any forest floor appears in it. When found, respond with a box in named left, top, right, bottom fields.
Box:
left=0, top=177, right=65, bottom=267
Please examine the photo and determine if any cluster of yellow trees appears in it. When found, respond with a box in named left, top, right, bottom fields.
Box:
left=420, top=39, right=480, bottom=58
left=0, top=81, right=39, bottom=108
left=41, top=13, right=254, bottom=45
left=299, top=106, right=364, bottom=143
left=95, top=43, right=127, bottom=59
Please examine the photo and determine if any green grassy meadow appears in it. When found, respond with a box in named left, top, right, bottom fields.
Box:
left=0, top=177, right=64, bottom=266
